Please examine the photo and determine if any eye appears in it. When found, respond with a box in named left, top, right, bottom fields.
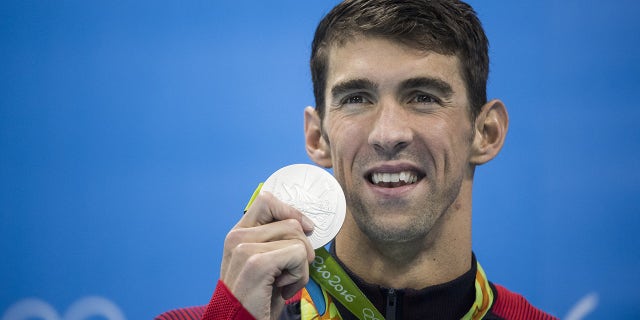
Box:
left=339, top=93, right=371, bottom=107
left=344, top=95, right=367, bottom=104
left=332, top=93, right=376, bottom=113
left=411, top=93, right=438, bottom=104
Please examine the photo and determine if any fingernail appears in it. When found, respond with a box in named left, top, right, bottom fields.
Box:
left=301, top=215, right=315, bottom=231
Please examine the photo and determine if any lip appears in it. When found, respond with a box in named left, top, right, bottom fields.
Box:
left=364, top=161, right=425, bottom=197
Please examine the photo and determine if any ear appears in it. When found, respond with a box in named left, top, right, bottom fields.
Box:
left=470, top=99, right=509, bottom=165
left=304, top=106, right=332, bottom=168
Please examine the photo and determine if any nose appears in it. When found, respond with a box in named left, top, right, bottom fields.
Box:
left=368, top=101, right=413, bottom=155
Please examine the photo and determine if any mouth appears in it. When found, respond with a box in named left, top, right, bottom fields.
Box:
left=366, top=169, right=425, bottom=188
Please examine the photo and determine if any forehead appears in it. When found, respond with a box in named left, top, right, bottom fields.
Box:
left=325, top=37, right=467, bottom=98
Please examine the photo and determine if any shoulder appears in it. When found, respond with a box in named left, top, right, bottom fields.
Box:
left=154, top=305, right=206, bottom=320
left=486, top=283, right=558, bottom=320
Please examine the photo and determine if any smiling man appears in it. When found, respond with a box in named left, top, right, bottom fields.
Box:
left=306, top=35, right=485, bottom=291
left=157, top=1, right=556, bottom=319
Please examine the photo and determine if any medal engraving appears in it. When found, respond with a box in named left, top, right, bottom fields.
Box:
left=262, top=164, right=346, bottom=249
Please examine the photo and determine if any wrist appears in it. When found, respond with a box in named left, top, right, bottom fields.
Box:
left=202, top=280, right=256, bottom=320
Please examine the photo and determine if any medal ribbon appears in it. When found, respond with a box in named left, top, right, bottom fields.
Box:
left=310, top=247, right=385, bottom=320
left=243, top=182, right=263, bottom=213
left=460, top=261, right=494, bottom=320
left=309, top=249, right=494, bottom=320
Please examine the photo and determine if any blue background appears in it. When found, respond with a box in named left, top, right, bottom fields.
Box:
left=1, top=1, right=639, bottom=319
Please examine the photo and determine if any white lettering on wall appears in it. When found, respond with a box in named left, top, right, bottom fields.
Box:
left=2, top=296, right=125, bottom=320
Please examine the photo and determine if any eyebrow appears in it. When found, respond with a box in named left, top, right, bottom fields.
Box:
left=330, top=77, right=454, bottom=101
left=330, top=78, right=378, bottom=100
left=400, top=77, right=454, bottom=98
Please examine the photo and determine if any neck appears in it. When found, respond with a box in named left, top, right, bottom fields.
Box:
left=329, top=243, right=479, bottom=320
left=335, top=182, right=473, bottom=289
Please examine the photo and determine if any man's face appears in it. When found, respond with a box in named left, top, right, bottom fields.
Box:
left=320, top=37, right=476, bottom=243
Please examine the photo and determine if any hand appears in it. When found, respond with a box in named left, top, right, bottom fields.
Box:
left=220, top=191, right=315, bottom=320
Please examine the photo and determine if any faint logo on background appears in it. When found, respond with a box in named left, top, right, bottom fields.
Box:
left=2, top=296, right=125, bottom=320
left=564, top=292, right=598, bottom=320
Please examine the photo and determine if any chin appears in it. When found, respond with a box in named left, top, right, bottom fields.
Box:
left=357, top=218, right=431, bottom=244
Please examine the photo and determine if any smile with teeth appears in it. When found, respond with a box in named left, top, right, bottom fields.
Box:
left=369, top=171, right=420, bottom=188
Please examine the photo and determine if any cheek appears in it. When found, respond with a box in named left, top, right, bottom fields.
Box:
left=419, top=117, right=473, bottom=168
left=417, top=119, right=452, bottom=153
left=443, top=129, right=475, bottom=173
left=329, top=132, right=357, bottom=167
left=435, top=111, right=473, bottom=141
left=326, top=120, right=367, bottom=178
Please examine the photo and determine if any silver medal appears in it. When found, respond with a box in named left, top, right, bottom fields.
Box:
left=262, top=164, right=346, bottom=249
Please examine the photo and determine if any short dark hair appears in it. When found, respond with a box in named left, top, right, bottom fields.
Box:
left=310, top=0, right=489, bottom=120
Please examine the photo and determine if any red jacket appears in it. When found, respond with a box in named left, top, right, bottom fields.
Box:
left=155, top=279, right=557, bottom=320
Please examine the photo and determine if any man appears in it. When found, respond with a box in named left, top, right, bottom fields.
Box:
left=157, top=0, right=556, bottom=319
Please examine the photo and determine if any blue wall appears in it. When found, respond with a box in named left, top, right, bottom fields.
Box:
left=1, top=1, right=639, bottom=319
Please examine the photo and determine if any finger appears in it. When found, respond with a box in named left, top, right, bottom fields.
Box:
left=236, top=191, right=315, bottom=233
left=224, top=239, right=310, bottom=288
left=273, top=260, right=309, bottom=300
left=225, top=219, right=315, bottom=262
left=226, top=241, right=310, bottom=317
left=280, top=282, right=303, bottom=300
left=275, top=267, right=310, bottom=300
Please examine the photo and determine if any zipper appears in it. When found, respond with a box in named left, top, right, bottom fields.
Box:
left=385, top=288, right=397, bottom=320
